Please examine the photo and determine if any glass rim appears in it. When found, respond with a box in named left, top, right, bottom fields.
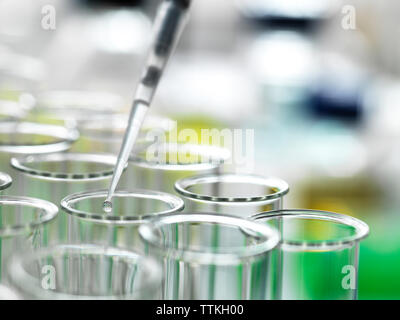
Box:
left=129, top=143, right=230, bottom=171
left=139, top=212, right=280, bottom=264
left=11, top=152, right=121, bottom=182
left=174, top=173, right=289, bottom=203
left=0, top=121, right=79, bottom=154
left=250, top=209, right=370, bottom=251
left=0, top=171, right=12, bottom=190
left=61, top=189, right=184, bottom=225
left=8, top=244, right=161, bottom=300
left=0, top=195, right=58, bottom=237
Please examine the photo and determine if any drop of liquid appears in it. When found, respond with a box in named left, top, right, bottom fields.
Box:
left=103, top=200, right=112, bottom=213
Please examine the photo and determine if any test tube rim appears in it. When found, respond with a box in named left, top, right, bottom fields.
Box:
left=8, top=243, right=162, bottom=300
left=61, top=189, right=184, bottom=225
left=138, top=212, right=280, bottom=265
left=250, top=209, right=369, bottom=251
left=10, top=152, right=123, bottom=182
left=174, top=173, right=289, bottom=203
left=0, top=195, right=58, bottom=238
left=0, top=121, right=79, bottom=154
left=0, top=171, right=12, bottom=190
left=129, top=142, right=230, bottom=171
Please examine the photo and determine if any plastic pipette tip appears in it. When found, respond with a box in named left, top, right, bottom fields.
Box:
left=103, top=200, right=113, bottom=213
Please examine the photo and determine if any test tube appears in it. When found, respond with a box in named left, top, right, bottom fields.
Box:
left=0, top=195, right=58, bottom=284
left=10, top=152, right=120, bottom=244
left=8, top=244, right=162, bottom=300
left=0, top=121, right=79, bottom=192
left=0, top=172, right=11, bottom=195
left=174, top=173, right=289, bottom=217
left=75, top=114, right=175, bottom=189
left=77, top=113, right=175, bottom=154
left=129, top=143, right=230, bottom=194
left=251, top=209, right=369, bottom=300
left=61, top=189, right=184, bottom=251
left=139, top=212, right=280, bottom=300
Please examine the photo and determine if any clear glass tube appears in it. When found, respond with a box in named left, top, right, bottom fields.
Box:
left=251, top=209, right=369, bottom=300
left=77, top=113, right=175, bottom=154
left=0, top=121, right=79, bottom=193
left=139, top=212, right=279, bottom=300
left=10, top=152, right=120, bottom=244
left=61, top=189, right=184, bottom=251
left=8, top=244, right=162, bottom=300
left=129, top=143, right=230, bottom=194
left=0, top=195, right=58, bottom=284
left=175, top=173, right=289, bottom=217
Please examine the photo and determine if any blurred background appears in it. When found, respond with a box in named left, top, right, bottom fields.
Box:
left=0, top=0, right=399, bottom=299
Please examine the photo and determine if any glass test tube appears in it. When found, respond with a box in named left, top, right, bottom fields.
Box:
left=76, top=114, right=175, bottom=189
left=0, top=121, right=79, bottom=193
left=251, top=209, right=369, bottom=300
left=9, top=244, right=162, bottom=300
left=0, top=172, right=11, bottom=195
left=175, top=173, right=289, bottom=217
left=10, top=152, right=120, bottom=244
left=61, top=189, right=184, bottom=251
left=139, top=212, right=280, bottom=300
left=77, top=113, right=175, bottom=154
left=0, top=195, right=58, bottom=284
left=129, top=143, right=230, bottom=194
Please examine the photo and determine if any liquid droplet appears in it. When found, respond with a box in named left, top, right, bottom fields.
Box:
left=103, top=200, right=112, bottom=213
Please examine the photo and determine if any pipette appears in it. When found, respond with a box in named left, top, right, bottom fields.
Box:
left=104, top=0, right=191, bottom=211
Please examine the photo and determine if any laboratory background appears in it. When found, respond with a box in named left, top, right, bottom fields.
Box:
left=0, top=0, right=399, bottom=300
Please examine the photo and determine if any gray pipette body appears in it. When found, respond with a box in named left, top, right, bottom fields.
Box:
left=104, top=0, right=191, bottom=210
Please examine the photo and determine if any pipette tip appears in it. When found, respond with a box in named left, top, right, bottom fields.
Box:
left=103, top=199, right=113, bottom=213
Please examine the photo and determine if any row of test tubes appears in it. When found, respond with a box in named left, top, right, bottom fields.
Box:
left=0, top=89, right=369, bottom=300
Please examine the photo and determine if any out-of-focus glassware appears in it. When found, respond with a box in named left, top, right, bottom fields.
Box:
left=139, top=212, right=279, bottom=300
left=10, top=152, right=120, bottom=244
left=0, top=121, right=78, bottom=192
left=0, top=46, right=45, bottom=96
left=175, top=173, right=289, bottom=217
left=61, top=189, right=184, bottom=251
left=251, top=209, right=369, bottom=300
left=9, top=244, right=162, bottom=300
left=129, top=143, right=230, bottom=194
left=0, top=99, right=27, bottom=122
left=77, top=113, right=175, bottom=154
left=34, top=90, right=126, bottom=125
left=0, top=196, right=58, bottom=284
left=0, top=172, right=12, bottom=194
